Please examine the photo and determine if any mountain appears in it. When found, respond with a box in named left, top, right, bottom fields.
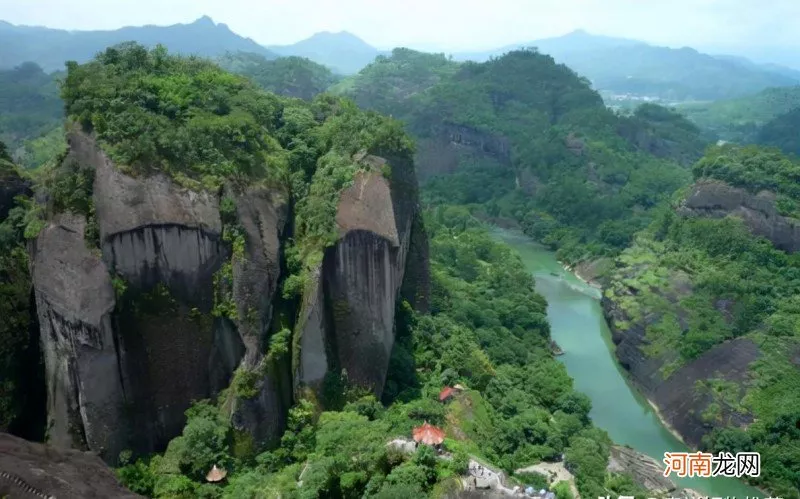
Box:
left=0, top=16, right=277, bottom=72
left=453, top=29, right=644, bottom=61
left=679, top=85, right=800, bottom=141
left=454, top=30, right=800, bottom=102
left=267, top=31, right=383, bottom=74
left=218, top=52, right=339, bottom=100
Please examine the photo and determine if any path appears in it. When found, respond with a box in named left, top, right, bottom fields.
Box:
left=516, top=462, right=580, bottom=499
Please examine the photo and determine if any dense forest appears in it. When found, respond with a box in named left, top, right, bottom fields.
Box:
left=679, top=85, right=800, bottom=143
left=0, top=44, right=662, bottom=499
left=1, top=18, right=799, bottom=499
left=336, top=48, right=706, bottom=263
left=603, top=145, right=800, bottom=498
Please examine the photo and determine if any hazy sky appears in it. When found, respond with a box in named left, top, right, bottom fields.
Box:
left=0, top=0, right=797, bottom=51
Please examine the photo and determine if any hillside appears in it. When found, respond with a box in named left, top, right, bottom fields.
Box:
left=0, top=62, right=64, bottom=167
left=0, top=16, right=276, bottom=72
left=267, top=31, right=383, bottom=75
left=601, top=144, right=800, bottom=498
left=217, top=51, right=340, bottom=100
left=756, top=107, right=800, bottom=157
left=455, top=31, right=800, bottom=102
left=339, top=48, right=706, bottom=262
left=0, top=43, right=673, bottom=499
left=679, top=85, right=800, bottom=141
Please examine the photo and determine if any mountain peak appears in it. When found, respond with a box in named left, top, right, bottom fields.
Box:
left=192, top=15, right=216, bottom=26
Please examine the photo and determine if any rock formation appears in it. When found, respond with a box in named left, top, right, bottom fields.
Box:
left=0, top=432, right=143, bottom=498
left=28, top=128, right=429, bottom=462
left=679, top=179, right=800, bottom=253
left=294, top=152, right=429, bottom=398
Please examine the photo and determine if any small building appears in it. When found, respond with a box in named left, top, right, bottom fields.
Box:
left=412, top=421, right=445, bottom=449
left=439, top=386, right=457, bottom=402
left=206, top=464, right=227, bottom=483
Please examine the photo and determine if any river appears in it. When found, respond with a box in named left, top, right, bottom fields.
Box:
left=493, top=228, right=763, bottom=499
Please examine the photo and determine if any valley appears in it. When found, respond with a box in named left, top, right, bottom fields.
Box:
left=0, top=8, right=799, bottom=499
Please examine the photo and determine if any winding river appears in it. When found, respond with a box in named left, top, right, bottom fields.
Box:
left=493, top=228, right=762, bottom=499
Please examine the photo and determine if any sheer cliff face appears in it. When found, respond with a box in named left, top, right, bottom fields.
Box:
left=295, top=155, right=429, bottom=399
left=30, top=131, right=429, bottom=460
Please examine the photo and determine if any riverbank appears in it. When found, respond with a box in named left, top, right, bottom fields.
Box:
left=492, top=227, right=764, bottom=499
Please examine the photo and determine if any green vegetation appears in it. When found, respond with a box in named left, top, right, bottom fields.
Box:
left=0, top=62, right=64, bottom=168
left=219, top=52, right=339, bottom=100
left=61, top=43, right=288, bottom=186
left=117, top=207, right=650, bottom=498
left=679, top=86, right=800, bottom=142
left=603, top=145, right=800, bottom=497
left=339, top=48, right=704, bottom=263
left=693, top=144, right=800, bottom=217
left=0, top=151, right=37, bottom=433
left=756, top=107, right=800, bottom=158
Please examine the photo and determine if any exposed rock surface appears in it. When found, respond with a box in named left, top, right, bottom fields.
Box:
left=0, top=432, right=142, bottom=499
left=69, top=129, right=224, bottom=298
left=295, top=154, right=429, bottom=399
left=679, top=179, right=800, bottom=253
left=607, top=445, right=675, bottom=494
left=604, top=290, right=760, bottom=447
left=444, top=124, right=511, bottom=164
left=31, top=213, right=126, bottom=462
left=32, top=130, right=429, bottom=460
left=228, top=186, right=292, bottom=446
left=32, top=131, right=238, bottom=458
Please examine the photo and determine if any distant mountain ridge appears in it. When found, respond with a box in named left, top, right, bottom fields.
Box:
left=452, top=30, right=800, bottom=101
left=0, top=16, right=277, bottom=71
left=267, top=31, right=384, bottom=74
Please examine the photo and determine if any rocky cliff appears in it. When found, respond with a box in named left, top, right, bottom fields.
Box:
left=679, top=179, right=800, bottom=253
left=0, top=432, right=142, bottom=498
left=294, top=153, right=429, bottom=398
left=600, top=179, right=781, bottom=447
left=28, top=129, right=429, bottom=462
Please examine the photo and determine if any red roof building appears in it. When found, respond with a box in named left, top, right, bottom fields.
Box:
left=439, top=386, right=457, bottom=402
left=412, top=422, right=445, bottom=446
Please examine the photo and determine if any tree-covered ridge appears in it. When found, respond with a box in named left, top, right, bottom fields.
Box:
left=117, top=209, right=652, bottom=499
left=339, top=48, right=705, bottom=262
left=0, top=62, right=64, bottom=168
left=602, top=146, right=800, bottom=498
left=218, top=52, right=340, bottom=101
left=679, top=85, right=800, bottom=142
left=330, top=48, right=460, bottom=118
left=756, top=107, right=800, bottom=158
left=692, top=144, right=800, bottom=216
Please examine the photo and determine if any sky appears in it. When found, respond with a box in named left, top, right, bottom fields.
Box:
left=0, top=0, right=798, bottom=52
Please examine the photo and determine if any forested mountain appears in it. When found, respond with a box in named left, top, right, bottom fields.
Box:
left=0, top=62, right=65, bottom=168
left=455, top=30, right=800, bottom=102
left=338, top=47, right=706, bottom=262
left=217, top=52, right=340, bottom=100
left=335, top=46, right=800, bottom=497
left=679, top=85, right=800, bottom=142
left=0, top=42, right=676, bottom=499
left=603, top=145, right=800, bottom=498
left=756, top=107, right=800, bottom=157
left=267, top=31, right=383, bottom=75
left=0, top=16, right=276, bottom=72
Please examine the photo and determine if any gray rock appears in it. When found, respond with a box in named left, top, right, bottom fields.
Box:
left=608, top=445, right=676, bottom=494
left=679, top=179, right=800, bottom=253
left=0, top=432, right=143, bottom=499
left=31, top=213, right=126, bottom=463
left=228, top=186, right=292, bottom=446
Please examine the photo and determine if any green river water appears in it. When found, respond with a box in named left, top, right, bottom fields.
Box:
left=493, top=228, right=763, bottom=499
